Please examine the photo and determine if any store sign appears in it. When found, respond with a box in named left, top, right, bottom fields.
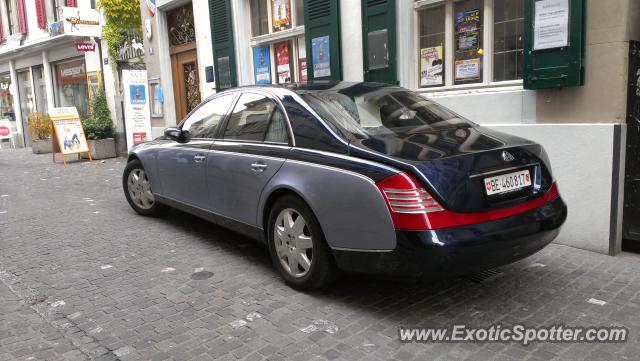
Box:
left=455, top=58, right=481, bottom=80
left=56, top=60, right=86, bottom=86
left=62, top=7, right=102, bottom=38
left=420, top=46, right=443, bottom=86
left=0, top=119, right=12, bottom=140
left=253, top=45, right=272, bottom=84
left=122, top=70, right=152, bottom=151
left=275, top=42, right=291, bottom=83
left=271, top=0, right=291, bottom=32
left=534, top=0, right=570, bottom=50
left=312, top=36, right=331, bottom=78
left=75, top=42, right=96, bottom=52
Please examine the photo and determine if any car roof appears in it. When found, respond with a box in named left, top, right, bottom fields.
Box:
left=223, top=81, right=398, bottom=95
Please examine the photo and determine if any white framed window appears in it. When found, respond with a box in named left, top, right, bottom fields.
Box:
left=249, top=0, right=306, bottom=84
left=3, top=0, right=18, bottom=35
left=415, top=0, right=524, bottom=90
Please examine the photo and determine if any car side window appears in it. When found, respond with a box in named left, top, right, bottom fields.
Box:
left=223, top=93, right=287, bottom=143
left=182, top=94, right=235, bottom=139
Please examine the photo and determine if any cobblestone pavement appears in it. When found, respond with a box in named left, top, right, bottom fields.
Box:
left=1, top=148, right=640, bottom=361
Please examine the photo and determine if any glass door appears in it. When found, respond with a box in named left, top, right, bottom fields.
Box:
left=17, top=69, right=35, bottom=146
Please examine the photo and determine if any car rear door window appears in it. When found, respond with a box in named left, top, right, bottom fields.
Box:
left=224, top=93, right=288, bottom=143
left=182, top=94, right=235, bottom=139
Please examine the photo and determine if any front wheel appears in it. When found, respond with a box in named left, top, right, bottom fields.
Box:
left=267, top=195, right=339, bottom=290
left=123, top=159, right=168, bottom=217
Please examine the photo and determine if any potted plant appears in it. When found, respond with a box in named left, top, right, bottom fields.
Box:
left=82, top=93, right=117, bottom=159
left=27, top=112, right=55, bottom=154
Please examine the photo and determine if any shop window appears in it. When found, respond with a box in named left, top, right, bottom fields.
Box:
left=0, top=74, right=16, bottom=127
left=149, top=80, right=163, bottom=118
left=493, top=0, right=524, bottom=82
left=418, top=5, right=445, bottom=87
left=54, top=59, right=89, bottom=118
left=251, top=0, right=269, bottom=37
left=295, top=0, right=304, bottom=26
left=454, top=0, right=483, bottom=85
left=32, top=66, right=48, bottom=115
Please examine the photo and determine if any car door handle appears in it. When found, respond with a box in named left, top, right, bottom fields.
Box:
left=250, top=162, right=268, bottom=172
left=194, top=154, right=206, bottom=163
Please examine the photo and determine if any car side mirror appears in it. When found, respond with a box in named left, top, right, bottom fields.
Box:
left=164, top=127, right=188, bottom=143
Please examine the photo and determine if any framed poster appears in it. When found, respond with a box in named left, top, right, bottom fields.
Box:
left=455, top=9, right=480, bottom=53
left=420, top=46, right=443, bottom=86
left=271, top=0, right=291, bottom=32
left=122, top=69, right=152, bottom=151
left=312, top=36, right=331, bottom=78
left=275, top=42, right=292, bottom=83
left=534, top=0, right=570, bottom=50
left=253, top=45, right=272, bottom=84
left=455, top=58, right=481, bottom=80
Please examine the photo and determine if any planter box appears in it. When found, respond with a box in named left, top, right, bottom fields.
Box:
left=82, top=138, right=117, bottom=160
left=31, top=139, right=59, bottom=154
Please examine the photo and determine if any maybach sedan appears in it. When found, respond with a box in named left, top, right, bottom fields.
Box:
left=123, top=82, right=567, bottom=290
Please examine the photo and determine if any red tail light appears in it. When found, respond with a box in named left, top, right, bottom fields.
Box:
left=376, top=172, right=444, bottom=230
left=377, top=172, right=561, bottom=231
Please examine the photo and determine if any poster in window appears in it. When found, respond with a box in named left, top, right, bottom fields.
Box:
left=420, top=46, right=443, bottom=86
left=299, top=58, right=308, bottom=82
left=275, top=42, right=291, bottom=83
left=455, top=9, right=480, bottom=52
left=312, top=36, right=331, bottom=78
left=455, top=58, right=481, bottom=80
left=271, top=0, right=291, bottom=32
left=253, top=45, right=272, bottom=85
left=533, top=0, right=569, bottom=50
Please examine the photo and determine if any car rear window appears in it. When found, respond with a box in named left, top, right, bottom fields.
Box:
left=299, top=87, right=474, bottom=139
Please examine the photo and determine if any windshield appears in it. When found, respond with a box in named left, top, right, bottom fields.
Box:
left=300, top=87, right=474, bottom=139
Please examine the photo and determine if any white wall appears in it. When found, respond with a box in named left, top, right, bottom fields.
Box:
left=340, top=0, right=364, bottom=82
left=193, top=0, right=216, bottom=99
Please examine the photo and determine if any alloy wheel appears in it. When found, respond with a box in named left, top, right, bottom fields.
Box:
left=127, top=169, right=155, bottom=210
left=274, top=208, right=314, bottom=278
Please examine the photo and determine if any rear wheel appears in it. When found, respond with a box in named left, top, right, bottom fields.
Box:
left=123, top=159, right=168, bottom=217
left=267, top=195, right=339, bottom=290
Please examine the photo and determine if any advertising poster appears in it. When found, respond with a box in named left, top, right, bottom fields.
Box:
left=420, top=46, right=443, bottom=86
left=534, top=0, right=570, bottom=50
left=312, top=36, right=331, bottom=78
left=253, top=45, right=272, bottom=84
left=122, top=69, right=152, bottom=151
left=299, top=58, right=308, bottom=82
left=275, top=42, right=291, bottom=83
left=61, top=7, right=102, bottom=37
left=49, top=107, right=89, bottom=156
left=455, top=58, right=481, bottom=80
left=455, top=9, right=480, bottom=52
left=271, top=0, right=291, bottom=32
left=0, top=119, right=12, bottom=140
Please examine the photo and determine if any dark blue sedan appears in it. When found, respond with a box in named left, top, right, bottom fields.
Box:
left=123, top=82, right=567, bottom=290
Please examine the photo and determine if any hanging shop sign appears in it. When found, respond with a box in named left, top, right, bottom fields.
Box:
left=420, top=46, right=443, bottom=86
left=533, top=0, right=570, bottom=50
left=62, top=7, right=102, bottom=38
left=122, top=69, right=152, bottom=151
left=253, top=45, right=272, bottom=85
left=146, top=0, right=157, bottom=17
left=312, top=36, right=331, bottom=78
left=0, top=119, right=12, bottom=140
left=271, top=0, right=291, bottom=32
left=50, top=107, right=92, bottom=165
left=75, top=41, right=95, bottom=52
left=275, top=42, right=291, bottom=83
left=455, top=58, right=481, bottom=81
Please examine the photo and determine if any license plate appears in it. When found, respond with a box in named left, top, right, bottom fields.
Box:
left=484, top=169, right=531, bottom=196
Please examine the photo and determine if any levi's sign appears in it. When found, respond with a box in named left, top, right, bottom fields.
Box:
left=75, top=42, right=96, bottom=52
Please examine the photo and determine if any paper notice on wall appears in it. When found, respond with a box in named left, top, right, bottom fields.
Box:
left=534, top=0, right=570, bottom=50
left=455, top=58, right=481, bottom=80
left=420, top=46, right=443, bottom=86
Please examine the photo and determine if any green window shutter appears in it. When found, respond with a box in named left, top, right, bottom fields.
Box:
left=304, top=0, right=342, bottom=81
left=362, top=0, right=397, bottom=85
left=210, top=0, right=238, bottom=91
left=523, top=0, right=585, bottom=89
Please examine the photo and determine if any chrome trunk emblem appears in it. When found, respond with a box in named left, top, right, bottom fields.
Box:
left=502, top=150, right=515, bottom=162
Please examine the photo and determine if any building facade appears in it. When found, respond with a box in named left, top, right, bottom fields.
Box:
left=0, top=0, right=112, bottom=148
left=140, top=0, right=639, bottom=256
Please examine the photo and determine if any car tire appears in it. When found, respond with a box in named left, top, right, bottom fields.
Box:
left=267, top=195, right=339, bottom=290
left=123, top=159, right=168, bottom=217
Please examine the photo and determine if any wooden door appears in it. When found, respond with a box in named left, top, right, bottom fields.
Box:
left=171, top=46, right=201, bottom=124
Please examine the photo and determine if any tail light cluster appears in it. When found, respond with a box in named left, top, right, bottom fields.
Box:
left=376, top=172, right=444, bottom=230
left=376, top=172, right=561, bottom=231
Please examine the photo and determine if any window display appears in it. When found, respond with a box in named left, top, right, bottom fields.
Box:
left=0, top=74, right=16, bottom=128
left=54, top=59, right=90, bottom=118
left=454, top=1, right=483, bottom=84
left=418, top=5, right=445, bottom=87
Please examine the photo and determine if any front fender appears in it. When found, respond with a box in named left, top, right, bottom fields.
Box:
left=258, top=160, right=398, bottom=251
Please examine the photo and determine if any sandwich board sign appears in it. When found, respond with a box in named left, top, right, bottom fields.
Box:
left=50, top=107, right=92, bottom=165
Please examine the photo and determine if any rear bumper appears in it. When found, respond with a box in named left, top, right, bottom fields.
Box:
left=332, top=196, right=567, bottom=278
